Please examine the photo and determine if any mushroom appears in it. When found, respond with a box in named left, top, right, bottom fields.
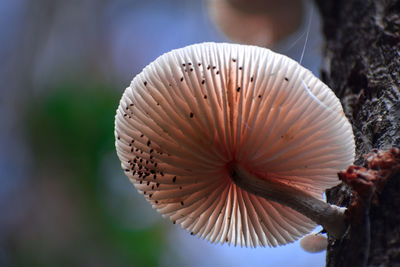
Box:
left=207, top=0, right=304, bottom=47
left=300, top=233, right=328, bottom=253
left=114, top=42, right=355, bottom=247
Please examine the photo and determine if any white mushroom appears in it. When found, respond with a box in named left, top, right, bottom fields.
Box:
left=300, top=233, right=328, bottom=253
left=114, top=42, right=355, bottom=247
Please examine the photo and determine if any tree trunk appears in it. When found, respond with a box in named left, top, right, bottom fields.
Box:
left=314, top=0, right=400, bottom=266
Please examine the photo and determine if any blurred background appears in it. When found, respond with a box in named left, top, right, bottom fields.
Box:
left=0, top=0, right=325, bottom=266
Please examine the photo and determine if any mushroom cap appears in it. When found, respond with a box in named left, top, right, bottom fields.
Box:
left=114, top=42, right=355, bottom=247
left=300, top=233, right=328, bottom=253
left=207, top=0, right=303, bottom=47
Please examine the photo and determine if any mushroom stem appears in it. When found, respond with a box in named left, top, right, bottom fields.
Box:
left=229, top=164, right=346, bottom=238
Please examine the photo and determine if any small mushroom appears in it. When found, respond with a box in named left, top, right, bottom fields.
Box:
left=207, top=0, right=304, bottom=47
left=300, top=233, right=328, bottom=253
left=114, top=42, right=355, bottom=247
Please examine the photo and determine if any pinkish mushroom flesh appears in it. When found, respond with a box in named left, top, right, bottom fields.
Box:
left=114, top=42, right=355, bottom=247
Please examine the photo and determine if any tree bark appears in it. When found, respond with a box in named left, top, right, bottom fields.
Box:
left=314, top=0, right=400, bottom=266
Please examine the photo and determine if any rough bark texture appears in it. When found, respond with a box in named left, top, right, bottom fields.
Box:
left=314, top=0, right=400, bottom=266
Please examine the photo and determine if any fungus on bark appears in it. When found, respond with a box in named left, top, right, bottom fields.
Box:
left=114, top=42, right=355, bottom=247
left=300, top=233, right=328, bottom=253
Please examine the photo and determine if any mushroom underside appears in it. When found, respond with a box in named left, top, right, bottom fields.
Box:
left=115, top=42, right=355, bottom=247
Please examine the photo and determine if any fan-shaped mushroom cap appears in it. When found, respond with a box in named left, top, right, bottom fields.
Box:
left=114, top=42, right=355, bottom=247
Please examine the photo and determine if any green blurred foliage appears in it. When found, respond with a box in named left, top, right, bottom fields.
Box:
left=22, top=82, right=167, bottom=267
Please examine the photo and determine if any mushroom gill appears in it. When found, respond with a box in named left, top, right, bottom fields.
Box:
left=114, top=42, right=355, bottom=247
